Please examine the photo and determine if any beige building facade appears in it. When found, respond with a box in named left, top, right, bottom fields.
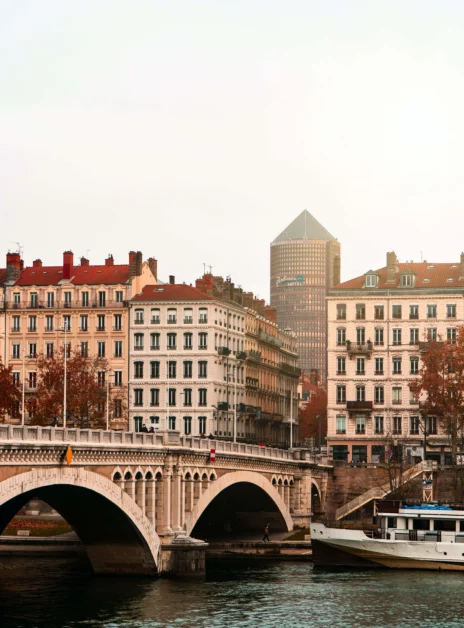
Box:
left=327, top=252, right=464, bottom=463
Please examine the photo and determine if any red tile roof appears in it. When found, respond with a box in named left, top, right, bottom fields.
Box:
left=0, top=269, right=7, bottom=285
left=334, top=263, right=464, bottom=290
left=14, top=265, right=130, bottom=286
left=132, top=284, right=214, bottom=302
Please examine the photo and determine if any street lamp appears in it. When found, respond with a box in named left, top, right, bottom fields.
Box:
left=106, top=370, right=113, bottom=431
left=21, top=349, right=26, bottom=427
left=57, top=321, right=69, bottom=427
left=211, top=405, right=219, bottom=439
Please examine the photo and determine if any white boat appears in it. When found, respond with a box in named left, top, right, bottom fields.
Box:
left=311, top=501, right=464, bottom=570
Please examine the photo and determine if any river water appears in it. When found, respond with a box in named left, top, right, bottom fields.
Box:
left=0, top=557, right=463, bottom=628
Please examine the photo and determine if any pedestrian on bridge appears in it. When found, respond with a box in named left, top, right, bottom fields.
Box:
left=262, top=523, right=270, bottom=542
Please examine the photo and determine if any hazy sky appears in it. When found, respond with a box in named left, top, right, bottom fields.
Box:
left=2, top=1, right=464, bottom=299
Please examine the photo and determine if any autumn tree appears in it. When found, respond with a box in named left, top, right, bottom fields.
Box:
left=29, top=349, right=123, bottom=428
left=298, top=387, right=327, bottom=447
left=410, top=326, right=464, bottom=500
left=0, top=360, right=21, bottom=422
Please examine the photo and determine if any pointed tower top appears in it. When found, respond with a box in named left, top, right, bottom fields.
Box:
left=272, top=209, right=336, bottom=243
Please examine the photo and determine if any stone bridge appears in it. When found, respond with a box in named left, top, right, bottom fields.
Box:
left=0, top=426, right=331, bottom=576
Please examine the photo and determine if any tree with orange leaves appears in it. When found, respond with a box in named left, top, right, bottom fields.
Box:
left=298, top=387, right=327, bottom=448
left=0, top=360, right=21, bottom=422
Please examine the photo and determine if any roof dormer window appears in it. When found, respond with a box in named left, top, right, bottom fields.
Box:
left=364, top=273, right=378, bottom=288
left=400, top=272, right=415, bottom=288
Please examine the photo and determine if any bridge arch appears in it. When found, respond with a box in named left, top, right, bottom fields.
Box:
left=0, top=467, right=160, bottom=575
left=185, top=470, right=293, bottom=536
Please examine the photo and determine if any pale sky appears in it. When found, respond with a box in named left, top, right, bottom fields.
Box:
left=2, top=1, right=464, bottom=299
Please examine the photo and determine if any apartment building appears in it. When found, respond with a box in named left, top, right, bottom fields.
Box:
left=128, top=282, right=246, bottom=436
left=4, top=250, right=157, bottom=427
left=327, top=251, right=464, bottom=463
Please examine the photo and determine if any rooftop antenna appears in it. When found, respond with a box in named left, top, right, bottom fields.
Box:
left=208, top=265, right=213, bottom=274
left=9, top=241, right=23, bottom=258
left=420, top=251, right=423, bottom=263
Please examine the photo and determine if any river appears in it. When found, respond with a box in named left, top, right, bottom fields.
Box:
left=0, top=557, right=463, bottom=627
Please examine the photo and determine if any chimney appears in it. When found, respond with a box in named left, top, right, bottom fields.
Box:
left=80, top=257, right=89, bottom=267
left=242, top=292, right=254, bottom=309
left=63, top=251, right=74, bottom=280
left=333, top=255, right=341, bottom=286
left=169, top=275, right=175, bottom=285
left=33, top=259, right=42, bottom=268
left=195, top=274, right=214, bottom=295
left=460, top=252, right=464, bottom=277
left=128, top=251, right=137, bottom=277
left=385, top=251, right=398, bottom=284
left=6, top=252, right=22, bottom=282
left=264, top=305, right=277, bottom=323
left=135, top=251, right=143, bottom=277
left=147, top=257, right=158, bottom=281
left=105, top=254, right=114, bottom=266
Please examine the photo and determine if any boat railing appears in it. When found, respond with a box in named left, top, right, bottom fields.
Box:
left=383, top=529, right=464, bottom=543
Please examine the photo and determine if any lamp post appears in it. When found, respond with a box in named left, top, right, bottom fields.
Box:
left=289, top=390, right=293, bottom=449
left=106, top=370, right=113, bottom=431
left=211, top=405, right=218, bottom=439
left=21, top=349, right=26, bottom=427
left=57, top=321, right=69, bottom=427
left=317, top=414, right=322, bottom=452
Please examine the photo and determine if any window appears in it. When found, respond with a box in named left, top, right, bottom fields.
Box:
left=81, top=291, right=89, bottom=307
left=150, top=361, right=160, bottom=379
left=134, top=389, right=143, bottom=407
left=336, top=304, right=346, bottom=320
left=393, top=416, right=402, bottom=435
left=46, top=315, right=54, bottom=331
left=29, top=316, right=36, bottom=332
left=168, top=416, right=176, bottom=430
left=184, top=333, right=193, bottom=350
left=400, top=274, right=413, bottom=287
left=375, top=415, right=384, bottom=435
left=80, top=315, right=88, bottom=332
left=134, top=361, right=144, bottom=378
left=333, top=445, right=349, bottom=462
left=135, top=309, right=144, bottom=324
left=134, top=334, right=144, bottom=350
left=374, top=386, right=384, bottom=404
left=98, top=291, right=106, bottom=307
left=114, top=314, right=122, bottom=331
left=447, top=328, right=457, bottom=344
left=63, top=315, right=71, bottom=332
left=97, top=314, right=105, bottom=331
left=64, top=342, right=71, bottom=358
left=356, top=386, right=365, bottom=402
left=375, top=357, right=384, bottom=375
left=393, top=357, right=402, bottom=374
left=184, top=308, right=193, bottom=324
left=115, top=290, right=123, bottom=303
left=134, top=417, right=143, bottom=432
left=150, top=416, right=160, bottom=429
left=97, top=341, right=105, bottom=358
left=199, top=333, right=208, bottom=349
left=392, top=387, right=402, bottom=404
left=151, top=308, right=160, bottom=324
left=199, top=308, right=208, bottom=323
left=184, top=416, right=192, bottom=434
left=336, top=415, right=346, bottom=434
left=337, top=356, right=346, bottom=375
left=356, top=417, right=366, bottom=434
left=151, top=333, right=160, bottom=350
left=114, top=340, right=122, bottom=357
left=28, top=372, right=37, bottom=389
left=427, top=416, right=437, bottom=435
left=356, top=328, right=365, bottom=344
left=198, top=388, right=207, bottom=406
left=198, top=361, right=207, bottom=378
left=199, top=416, right=207, bottom=434
left=64, top=291, right=72, bottom=305
left=81, top=341, right=88, bottom=357
left=13, top=292, right=20, bottom=305
left=184, top=361, right=193, bottom=378
left=114, top=370, right=122, bottom=386
left=356, top=304, right=365, bottom=320
left=114, top=399, right=122, bottom=418
left=168, top=388, right=176, bottom=406
left=427, top=328, right=437, bottom=342
left=427, top=304, right=437, bottom=319
left=12, top=372, right=20, bottom=386
left=410, top=328, right=419, bottom=345
left=392, top=305, right=402, bottom=319
left=47, top=292, right=55, bottom=308
left=46, top=342, right=54, bottom=359
left=183, top=389, right=192, bottom=406
left=30, top=292, right=38, bottom=307
left=336, top=385, right=346, bottom=403
left=356, top=357, right=365, bottom=375
left=168, top=361, right=177, bottom=378
left=409, top=305, right=419, bottom=320
left=447, top=304, right=456, bottom=319
left=337, top=328, right=346, bottom=346
left=12, top=316, right=20, bottom=332
left=410, top=356, right=419, bottom=374
left=29, top=343, right=37, bottom=358
left=150, top=388, right=160, bottom=407
left=374, top=305, right=384, bottom=320
left=365, top=274, right=377, bottom=288
left=98, top=371, right=106, bottom=388
left=410, top=416, right=420, bottom=435
left=375, top=327, right=384, bottom=345
left=168, top=309, right=177, bottom=324
left=392, top=328, right=402, bottom=346
left=167, top=333, right=177, bottom=349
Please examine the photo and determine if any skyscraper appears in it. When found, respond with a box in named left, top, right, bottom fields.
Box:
left=270, top=210, right=340, bottom=379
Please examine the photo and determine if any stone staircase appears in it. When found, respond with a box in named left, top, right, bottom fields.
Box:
left=335, top=460, right=433, bottom=521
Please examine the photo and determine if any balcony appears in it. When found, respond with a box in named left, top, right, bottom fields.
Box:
left=96, top=326, right=106, bottom=332
left=336, top=370, right=346, bottom=376
left=409, top=313, right=419, bottom=320
left=151, top=318, right=160, bottom=324
left=346, top=340, right=373, bottom=358
left=375, top=370, right=384, bottom=376
left=247, top=350, right=261, bottom=363
left=183, top=345, right=193, bottom=351
left=6, top=300, right=126, bottom=310
left=134, top=319, right=144, bottom=325
left=184, top=317, right=193, bottom=324
left=167, top=319, right=177, bottom=325
left=355, top=370, right=365, bottom=376
left=355, top=428, right=366, bottom=435
left=167, top=345, right=177, bottom=351
left=236, top=351, right=247, bottom=361
left=199, top=345, right=208, bottom=350
left=347, top=400, right=373, bottom=412
left=133, top=346, right=144, bottom=351
left=199, top=318, right=208, bottom=324
left=218, top=346, right=231, bottom=357
left=279, top=363, right=301, bottom=377
left=150, top=345, right=160, bottom=351
left=217, top=402, right=229, bottom=411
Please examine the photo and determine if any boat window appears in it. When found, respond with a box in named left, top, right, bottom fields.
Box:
left=434, top=520, right=456, bottom=532
left=460, top=521, right=464, bottom=532
left=387, top=517, right=396, bottom=528
left=413, top=519, right=429, bottom=531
